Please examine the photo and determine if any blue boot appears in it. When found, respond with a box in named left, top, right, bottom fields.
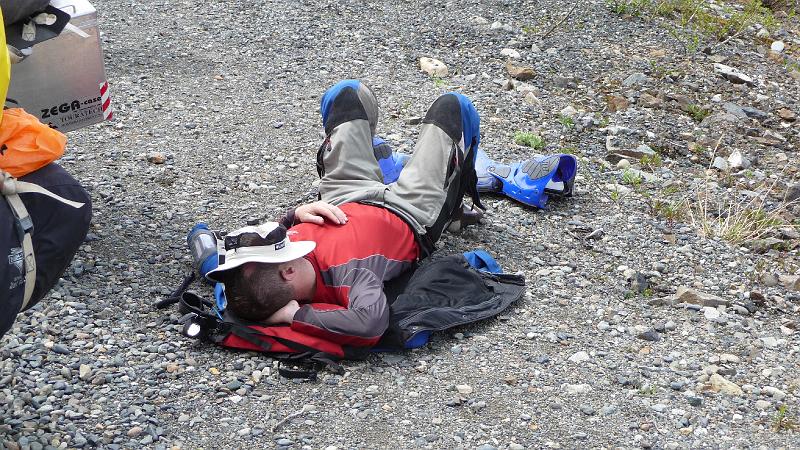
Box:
left=476, top=150, right=577, bottom=208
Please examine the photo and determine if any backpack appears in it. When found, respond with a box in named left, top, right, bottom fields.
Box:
left=157, top=242, right=526, bottom=379
left=1, top=109, right=82, bottom=310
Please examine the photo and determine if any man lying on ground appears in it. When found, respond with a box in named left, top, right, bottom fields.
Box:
left=206, top=80, right=483, bottom=347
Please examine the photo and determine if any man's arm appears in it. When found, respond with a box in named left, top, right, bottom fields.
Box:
left=290, top=269, right=389, bottom=347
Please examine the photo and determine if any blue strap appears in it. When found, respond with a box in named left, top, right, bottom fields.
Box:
left=463, top=250, right=503, bottom=274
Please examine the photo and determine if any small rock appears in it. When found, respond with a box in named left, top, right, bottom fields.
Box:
left=607, top=95, right=630, bottom=112
left=419, top=57, right=448, bottom=77
left=639, top=93, right=662, bottom=108
left=779, top=274, right=800, bottom=291
left=505, top=61, right=535, bottom=80
left=569, top=351, right=590, bottom=363
left=563, top=383, right=592, bottom=395
left=770, top=41, right=785, bottom=53
left=703, top=307, right=721, bottom=321
left=708, top=373, right=743, bottom=395
left=455, top=384, right=473, bottom=395
left=711, top=156, right=729, bottom=171
left=727, top=150, right=750, bottom=170
left=777, top=108, right=796, bottom=122
left=147, top=153, right=166, bottom=164
left=127, top=427, right=143, bottom=438
left=616, top=159, right=631, bottom=170
left=500, top=48, right=521, bottom=59
left=79, top=364, right=92, bottom=380
left=763, top=386, right=786, bottom=400
left=755, top=400, right=772, bottom=410
left=622, top=72, right=649, bottom=87
left=276, top=438, right=294, bottom=446
left=687, top=396, right=703, bottom=407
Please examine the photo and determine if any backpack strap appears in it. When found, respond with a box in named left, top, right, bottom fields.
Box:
left=1, top=170, right=86, bottom=309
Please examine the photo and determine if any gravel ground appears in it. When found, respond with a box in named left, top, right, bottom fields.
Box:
left=2, top=0, right=800, bottom=448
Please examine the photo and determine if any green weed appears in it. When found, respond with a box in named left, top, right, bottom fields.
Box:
left=638, top=385, right=658, bottom=396
left=772, top=405, right=799, bottom=432
left=558, top=115, right=576, bottom=129
left=686, top=104, right=710, bottom=122
left=514, top=132, right=546, bottom=150
left=607, top=0, right=780, bottom=54
left=640, top=153, right=663, bottom=171
left=431, top=76, right=447, bottom=88
left=621, top=169, right=643, bottom=186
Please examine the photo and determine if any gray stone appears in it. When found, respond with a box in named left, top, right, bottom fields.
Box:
left=622, top=72, right=649, bottom=87
left=714, top=63, right=754, bottom=85
left=675, top=286, right=729, bottom=307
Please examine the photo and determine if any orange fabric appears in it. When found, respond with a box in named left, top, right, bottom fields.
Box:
left=0, top=108, right=67, bottom=177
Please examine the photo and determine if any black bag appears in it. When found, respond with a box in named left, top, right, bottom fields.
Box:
left=0, top=0, right=50, bottom=26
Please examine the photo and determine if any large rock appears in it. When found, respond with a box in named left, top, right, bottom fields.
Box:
left=419, top=57, right=448, bottom=77
left=675, top=286, right=729, bottom=307
left=779, top=274, right=800, bottom=291
left=714, top=64, right=754, bottom=86
left=606, top=95, right=629, bottom=112
left=708, top=373, right=743, bottom=395
left=638, top=93, right=662, bottom=108
left=727, top=150, right=750, bottom=170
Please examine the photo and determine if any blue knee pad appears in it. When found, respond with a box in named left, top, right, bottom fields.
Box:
left=320, top=79, right=362, bottom=127
left=447, top=92, right=481, bottom=156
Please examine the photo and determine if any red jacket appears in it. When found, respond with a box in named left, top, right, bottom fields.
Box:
left=288, top=203, right=419, bottom=347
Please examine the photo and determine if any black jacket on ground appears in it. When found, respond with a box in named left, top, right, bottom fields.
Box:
left=379, top=254, right=526, bottom=349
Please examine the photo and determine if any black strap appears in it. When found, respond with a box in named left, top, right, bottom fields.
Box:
left=277, top=361, right=322, bottom=380
left=154, top=272, right=196, bottom=309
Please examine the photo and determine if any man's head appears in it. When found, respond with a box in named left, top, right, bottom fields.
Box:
left=224, top=262, right=294, bottom=321
left=206, top=222, right=316, bottom=321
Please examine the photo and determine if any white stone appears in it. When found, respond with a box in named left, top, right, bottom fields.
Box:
left=563, top=383, right=592, bottom=395
left=569, top=351, right=590, bottom=363
left=755, top=400, right=772, bottom=410
left=703, top=307, right=721, bottom=320
left=419, top=57, right=448, bottom=77
left=500, top=48, right=521, bottom=59
left=560, top=105, right=578, bottom=118
left=727, top=150, right=749, bottom=170
left=455, top=384, right=473, bottom=395
left=471, top=16, right=489, bottom=25
left=771, top=41, right=785, bottom=53
left=762, top=386, right=786, bottom=400
left=523, top=92, right=541, bottom=106
left=709, top=373, right=743, bottom=395
left=616, top=159, right=631, bottom=170
left=761, top=337, right=779, bottom=348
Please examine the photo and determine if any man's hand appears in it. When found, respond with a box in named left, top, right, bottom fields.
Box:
left=264, top=300, right=301, bottom=325
left=294, top=201, right=348, bottom=225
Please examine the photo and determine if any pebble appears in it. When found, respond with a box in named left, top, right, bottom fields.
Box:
left=455, top=384, right=473, bottom=395
left=755, top=400, right=772, bottom=410
left=762, top=386, right=786, bottom=400
left=568, top=351, right=590, bottom=363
